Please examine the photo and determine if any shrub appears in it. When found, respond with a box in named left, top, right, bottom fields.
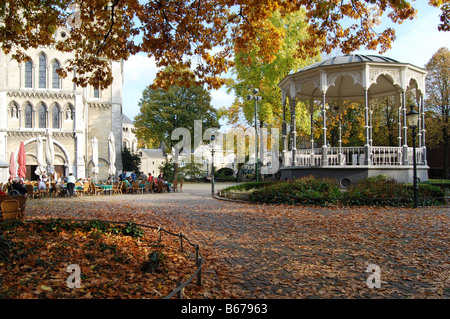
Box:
left=223, top=175, right=446, bottom=207
left=249, top=176, right=341, bottom=206
left=421, top=180, right=450, bottom=192
left=342, top=175, right=410, bottom=206
left=412, top=183, right=445, bottom=206
left=342, top=175, right=446, bottom=206
left=121, top=222, right=144, bottom=238
left=140, top=251, right=167, bottom=273
left=0, top=235, right=16, bottom=263
left=222, top=181, right=274, bottom=193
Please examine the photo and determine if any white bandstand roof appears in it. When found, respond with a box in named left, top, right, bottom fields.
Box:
left=279, top=54, right=428, bottom=102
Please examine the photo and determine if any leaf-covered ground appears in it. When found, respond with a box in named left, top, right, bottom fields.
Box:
left=6, top=183, right=450, bottom=299
left=0, top=219, right=196, bottom=299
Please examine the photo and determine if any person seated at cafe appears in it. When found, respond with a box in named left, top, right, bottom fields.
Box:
left=130, top=170, right=137, bottom=181
left=37, top=178, right=46, bottom=191
left=10, top=178, right=27, bottom=195
left=119, top=170, right=127, bottom=181
left=165, top=180, right=172, bottom=192
left=139, top=171, right=147, bottom=181
left=55, top=179, right=65, bottom=196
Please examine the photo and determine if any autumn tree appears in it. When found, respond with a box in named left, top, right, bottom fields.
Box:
left=134, top=69, right=220, bottom=179
left=223, top=9, right=320, bottom=129
left=425, top=47, right=450, bottom=178
left=1, top=1, right=448, bottom=90
left=372, top=97, right=401, bottom=147
left=315, top=102, right=365, bottom=147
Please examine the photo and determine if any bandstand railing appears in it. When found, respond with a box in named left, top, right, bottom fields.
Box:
left=283, top=146, right=425, bottom=167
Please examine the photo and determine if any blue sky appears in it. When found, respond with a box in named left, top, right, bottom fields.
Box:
left=122, top=3, right=449, bottom=123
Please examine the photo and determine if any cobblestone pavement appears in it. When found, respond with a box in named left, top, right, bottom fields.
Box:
left=26, top=183, right=450, bottom=299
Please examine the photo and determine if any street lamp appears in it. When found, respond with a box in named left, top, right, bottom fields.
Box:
left=210, top=134, right=215, bottom=196
left=247, top=89, right=262, bottom=182
left=406, top=104, right=420, bottom=208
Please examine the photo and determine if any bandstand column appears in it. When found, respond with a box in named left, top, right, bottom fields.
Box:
left=420, top=95, right=427, bottom=165
left=398, top=108, right=402, bottom=148
left=364, top=89, right=371, bottom=165
left=401, top=90, right=409, bottom=165
left=417, top=94, right=422, bottom=149
left=309, top=99, right=315, bottom=165
left=337, top=101, right=344, bottom=165
left=282, top=94, right=287, bottom=166
left=321, top=92, right=328, bottom=166
left=290, top=96, right=297, bottom=166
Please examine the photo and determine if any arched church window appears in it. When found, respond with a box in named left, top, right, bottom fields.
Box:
left=52, top=60, right=60, bottom=89
left=39, top=54, right=47, bottom=88
left=94, top=87, right=99, bottom=98
left=38, top=103, right=47, bottom=128
left=52, top=104, right=60, bottom=129
left=25, top=61, right=33, bottom=88
left=25, top=103, right=33, bottom=128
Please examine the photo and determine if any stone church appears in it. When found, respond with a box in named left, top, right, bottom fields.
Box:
left=0, top=26, right=124, bottom=182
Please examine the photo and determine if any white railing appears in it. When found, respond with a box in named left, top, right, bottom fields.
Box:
left=283, top=146, right=425, bottom=167
left=326, top=147, right=365, bottom=166
left=371, top=147, right=402, bottom=166
left=407, top=147, right=425, bottom=165
left=295, top=149, right=322, bottom=166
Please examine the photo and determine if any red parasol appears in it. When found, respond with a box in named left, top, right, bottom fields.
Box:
left=9, top=152, right=16, bottom=180
left=17, top=141, right=27, bottom=179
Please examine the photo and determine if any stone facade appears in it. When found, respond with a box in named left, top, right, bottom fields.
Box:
left=0, top=27, right=124, bottom=182
left=122, top=114, right=138, bottom=153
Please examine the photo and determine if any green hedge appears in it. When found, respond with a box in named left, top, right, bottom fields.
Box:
left=221, top=175, right=447, bottom=207
left=421, top=179, right=450, bottom=192
left=249, top=176, right=341, bottom=206
left=342, top=175, right=445, bottom=206
left=222, top=181, right=274, bottom=192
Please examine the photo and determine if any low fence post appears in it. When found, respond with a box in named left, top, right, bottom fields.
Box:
left=195, top=245, right=199, bottom=266
left=177, top=281, right=183, bottom=299
left=179, top=233, right=184, bottom=253
left=196, top=258, right=202, bottom=286
left=157, top=226, right=161, bottom=242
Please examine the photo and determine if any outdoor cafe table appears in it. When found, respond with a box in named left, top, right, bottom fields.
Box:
left=99, top=184, right=113, bottom=195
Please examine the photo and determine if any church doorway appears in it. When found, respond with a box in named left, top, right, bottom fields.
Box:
left=26, top=165, right=39, bottom=181
left=25, top=165, right=66, bottom=181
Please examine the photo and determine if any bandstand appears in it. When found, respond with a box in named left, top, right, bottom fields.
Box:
left=278, top=54, right=429, bottom=187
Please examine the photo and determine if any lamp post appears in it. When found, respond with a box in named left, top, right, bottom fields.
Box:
left=406, top=104, right=420, bottom=208
left=247, top=89, right=262, bottom=182
left=210, top=134, right=215, bottom=196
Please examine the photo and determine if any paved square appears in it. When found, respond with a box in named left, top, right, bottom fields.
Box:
left=25, top=183, right=449, bottom=299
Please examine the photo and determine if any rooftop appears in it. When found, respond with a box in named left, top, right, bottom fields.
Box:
left=299, top=54, right=401, bottom=72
